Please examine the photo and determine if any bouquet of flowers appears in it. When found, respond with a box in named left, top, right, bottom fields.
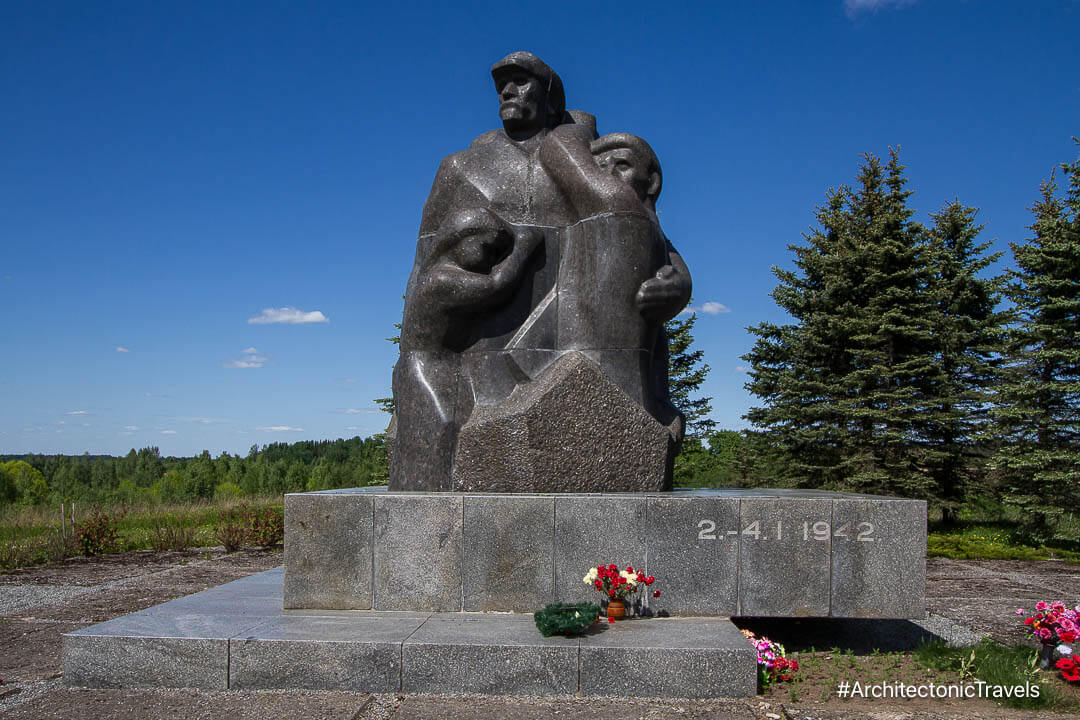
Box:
left=583, top=563, right=659, bottom=603
left=741, top=629, right=799, bottom=688
left=1017, top=601, right=1079, bottom=647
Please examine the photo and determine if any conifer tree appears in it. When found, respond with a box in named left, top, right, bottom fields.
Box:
left=666, top=311, right=716, bottom=438
left=921, top=202, right=1006, bottom=523
left=993, top=144, right=1080, bottom=535
left=743, top=149, right=939, bottom=497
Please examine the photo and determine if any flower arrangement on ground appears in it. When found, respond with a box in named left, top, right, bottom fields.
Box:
left=534, top=602, right=602, bottom=637
left=1017, top=600, right=1078, bottom=678
left=741, top=629, right=799, bottom=688
left=583, top=563, right=658, bottom=620
left=1017, top=601, right=1079, bottom=647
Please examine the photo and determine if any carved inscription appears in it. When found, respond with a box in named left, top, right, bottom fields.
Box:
left=696, top=520, right=876, bottom=543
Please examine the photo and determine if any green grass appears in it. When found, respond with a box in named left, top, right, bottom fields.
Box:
left=914, top=639, right=1079, bottom=711
left=927, top=526, right=1080, bottom=562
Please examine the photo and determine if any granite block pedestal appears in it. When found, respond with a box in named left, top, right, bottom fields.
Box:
left=65, top=486, right=925, bottom=697
left=63, top=567, right=757, bottom=697
left=284, top=488, right=926, bottom=618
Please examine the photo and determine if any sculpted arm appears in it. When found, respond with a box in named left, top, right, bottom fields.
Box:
left=424, top=224, right=541, bottom=311
left=539, top=124, right=642, bottom=218
left=636, top=234, right=692, bottom=321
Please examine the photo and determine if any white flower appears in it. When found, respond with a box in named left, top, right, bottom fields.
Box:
left=583, top=567, right=599, bottom=585
left=1058, top=644, right=1073, bottom=656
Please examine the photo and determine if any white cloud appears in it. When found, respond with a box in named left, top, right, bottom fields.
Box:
left=248, top=307, right=329, bottom=325
left=120, top=431, right=134, bottom=436
left=123, top=425, right=139, bottom=431
left=341, top=408, right=379, bottom=415
left=680, top=301, right=731, bottom=316
left=115, top=346, right=131, bottom=353
left=67, top=410, right=88, bottom=415
left=844, top=0, right=917, bottom=18
left=340, top=377, right=358, bottom=384
left=161, top=430, right=177, bottom=435
left=225, top=347, right=269, bottom=369
left=257, top=425, right=305, bottom=432
left=346, top=426, right=363, bottom=431
left=225, top=358, right=264, bottom=369
left=734, top=366, right=749, bottom=374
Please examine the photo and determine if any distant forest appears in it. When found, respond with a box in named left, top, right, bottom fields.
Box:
left=0, top=436, right=387, bottom=507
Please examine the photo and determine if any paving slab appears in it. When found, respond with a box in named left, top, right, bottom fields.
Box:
left=579, top=618, right=757, bottom=698
left=230, top=613, right=428, bottom=691
left=403, top=613, right=579, bottom=695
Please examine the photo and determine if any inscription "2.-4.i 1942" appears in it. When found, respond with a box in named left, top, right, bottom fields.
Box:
left=696, top=520, right=876, bottom=542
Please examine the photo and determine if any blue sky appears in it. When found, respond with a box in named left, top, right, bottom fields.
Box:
left=2, top=1, right=1078, bottom=457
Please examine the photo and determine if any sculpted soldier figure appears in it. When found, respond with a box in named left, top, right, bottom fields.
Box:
left=390, top=51, right=692, bottom=491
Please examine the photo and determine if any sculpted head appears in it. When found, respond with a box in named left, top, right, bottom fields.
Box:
left=491, top=52, right=565, bottom=136
left=590, top=133, right=662, bottom=209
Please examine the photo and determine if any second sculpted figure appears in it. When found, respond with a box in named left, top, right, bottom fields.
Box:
left=390, top=52, right=691, bottom=492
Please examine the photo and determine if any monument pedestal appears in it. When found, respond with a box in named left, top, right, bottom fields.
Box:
left=285, top=487, right=926, bottom=619
left=63, top=487, right=924, bottom=697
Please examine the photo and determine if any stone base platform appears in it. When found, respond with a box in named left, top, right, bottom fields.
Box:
left=285, top=488, right=926, bottom=618
left=63, top=567, right=757, bottom=698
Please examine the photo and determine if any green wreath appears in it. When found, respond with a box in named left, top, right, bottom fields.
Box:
left=534, top=602, right=602, bottom=637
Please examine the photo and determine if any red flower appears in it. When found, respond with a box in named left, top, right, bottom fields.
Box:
left=645, top=576, right=654, bottom=585
left=653, top=590, right=661, bottom=598
left=626, top=566, right=633, bottom=573
left=637, top=573, right=646, bottom=582
left=594, top=580, right=603, bottom=590
left=1060, top=631, right=1078, bottom=643
left=608, top=589, right=615, bottom=598
left=1057, top=658, right=1077, bottom=670
left=1024, top=617, right=1036, bottom=625
left=608, top=617, right=614, bottom=624
left=608, top=563, right=618, bottom=572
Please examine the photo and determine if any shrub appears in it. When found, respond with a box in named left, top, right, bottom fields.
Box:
left=248, top=505, right=284, bottom=547
left=215, top=504, right=284, bottom=551
left=216, top=507, right=249, bottom=552
left=214, top=482, right=244, bottom=501
left=148, top=514, right=197, bottom=552
left=75, top=511, right=123, bottom=556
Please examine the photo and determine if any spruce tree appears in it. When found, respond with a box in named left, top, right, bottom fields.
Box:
left=665, top=311, right=716, bottom=438
left=922, top=202, right=1006, bottom=523
left=743, top=149, right=939, bottom=497
left=993, top=144, right=1080, bottom=536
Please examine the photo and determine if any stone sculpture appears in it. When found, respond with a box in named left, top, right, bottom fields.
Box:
left=390, top=51, right=691, bottom=491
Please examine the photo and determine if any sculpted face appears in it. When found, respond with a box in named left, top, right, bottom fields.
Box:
left=495, top=69, right=548, bottom=133
left=596, top=147, right=653, bottom=204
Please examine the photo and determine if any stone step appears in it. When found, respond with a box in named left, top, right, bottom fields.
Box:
left=63, top=568, right=756, bottom=698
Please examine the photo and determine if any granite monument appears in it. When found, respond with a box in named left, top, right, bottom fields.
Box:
left=390, top=51, right=691, bottom=492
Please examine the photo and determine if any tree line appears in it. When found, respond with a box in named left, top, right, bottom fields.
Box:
left=0, top=436, right=387, bottom=508
left=678, top=141, right=1077, bottom=540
